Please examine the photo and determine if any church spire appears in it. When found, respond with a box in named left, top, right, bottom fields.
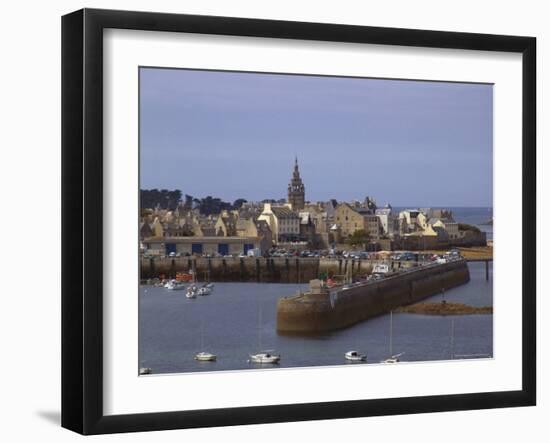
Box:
left=288, top=157, right=305, bottom=210
left=293, top=156, right=300, bottom=178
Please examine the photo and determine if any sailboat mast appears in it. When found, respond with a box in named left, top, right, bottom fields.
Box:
left=200, top=320, right=204, bottom=350
left=450, top=318, right=455, bottom=360
left=258, top=303, right=262, bottom=351
left=389, top=311, right=393, bottom=356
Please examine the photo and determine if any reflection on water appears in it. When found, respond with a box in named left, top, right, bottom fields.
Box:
left=139, top=262, right=492, bottom=374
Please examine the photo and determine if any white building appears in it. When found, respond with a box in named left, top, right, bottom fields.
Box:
left=375, top=206, right=400, bottom=238
left=258, top=203, right=300, bottom=243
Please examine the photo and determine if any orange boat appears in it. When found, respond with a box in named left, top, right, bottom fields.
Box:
left=175, top=272, right=194, bottom=282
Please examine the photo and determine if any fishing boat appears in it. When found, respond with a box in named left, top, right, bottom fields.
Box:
left=345, top=350, right=367, bottom=362
left=381, top=311, right=403, bottom=363
left=248, top=303, right=280, bottom=364
left=175, top=271, right=194, bottom=282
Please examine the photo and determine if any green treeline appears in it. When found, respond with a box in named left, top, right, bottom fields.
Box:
left=140, top=189, right=248, bottom=215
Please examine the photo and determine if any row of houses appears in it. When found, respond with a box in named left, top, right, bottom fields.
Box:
left=140, top=159, right=486, bottom=256
left=140, top=199, right=484, bottom=256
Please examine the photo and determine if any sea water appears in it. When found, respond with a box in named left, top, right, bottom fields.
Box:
left=139, top=262, right=492, bottom=374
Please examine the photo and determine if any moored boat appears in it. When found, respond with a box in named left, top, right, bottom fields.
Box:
left=345, top=350, right=367, bottom=362
left=195, top=321, right=216, bottom=361
left=194, top=352, right=217, bottom=362
left=380, top=311, right=403, bottom=363
left=248, top=351, right=280, bottom=364
left=197, top=285, right=212, bottom=296
left=381, top=353, right=403, bottom=364
left=186, top=285, right=197, bottom=299
left=249, top=303, right=280, bottom=364
left=165, top=280, right=186, bottom=291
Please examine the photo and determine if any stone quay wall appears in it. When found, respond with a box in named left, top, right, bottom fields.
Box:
left=140, top=257, right=420, bottom=283
left=276, top=260, right=470, bottom=333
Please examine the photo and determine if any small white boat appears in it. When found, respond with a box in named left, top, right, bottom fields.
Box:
left=205, top=283, right=214, bottom=289
left=197, top=286, right=211, bottom=296
left=165, top=280, right=186, bottom=291
left=194, top=352, right=217, bottom=361
left=248, top=351, right=281, bottom=364
left=139, top=367, right=152, bottom=375
left=248, top=304, right=280, bottom=364
left=194, top=321, right=216, bottom=361
left=380, top=311, right=403, bottom=364
left=345, top=350, right=367, bottom=362
left=186, top=285, right=197, bottom=299
left=381, top=353, right=403, bottom=364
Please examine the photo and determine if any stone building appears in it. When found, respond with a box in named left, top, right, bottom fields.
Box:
left=430, top=218, right=459, bottom=240
left=287, top=157, right=305, bottom=211
left=334, top=203, right=381, bottom=240
left=258, top=203, right=300, bottom=243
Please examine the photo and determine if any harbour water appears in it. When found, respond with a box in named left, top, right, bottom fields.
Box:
left=139, top=262, right=492, bottom=374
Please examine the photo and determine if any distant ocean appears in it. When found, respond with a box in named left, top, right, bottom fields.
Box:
left=395, top=207, right=493, bottom=241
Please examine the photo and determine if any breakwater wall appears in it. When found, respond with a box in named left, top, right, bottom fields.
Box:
left=140, top=257, right=419, bottom=283
left=277, top=260, right=470, bottom=333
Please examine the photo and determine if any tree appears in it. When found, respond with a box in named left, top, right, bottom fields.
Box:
left=140, top=189, right=182, bottom=210
left=184, top=194, right=194, bottom=209
left=196, top=195, right=232, bottom=215
left=346, top=229, right=370, bottom=247
left=232, top=198, right=247, bottom=209
left=458, top=223, right=481, bottom=233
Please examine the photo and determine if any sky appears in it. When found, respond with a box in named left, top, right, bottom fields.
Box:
left=139, top=68, right=493, bottom=207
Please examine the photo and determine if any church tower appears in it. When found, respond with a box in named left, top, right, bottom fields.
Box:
left=287, top=157, right=305, bottom=210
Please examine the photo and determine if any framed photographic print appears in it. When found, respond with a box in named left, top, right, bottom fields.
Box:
left=61, top=8, right=536, bottom=435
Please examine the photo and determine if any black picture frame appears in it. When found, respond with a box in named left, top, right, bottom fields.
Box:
left=62, top=8, right=536, bottom=435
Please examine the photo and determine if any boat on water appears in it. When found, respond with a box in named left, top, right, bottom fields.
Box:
left=194, top=322, right=216, bottom=361
left=191, top=271, right=214, bottom=296
left=186, top=285, right=197, bottom=299
left=380, top=311, right=403, bottom=364
left=165, top=280, right=186, bottom=291
left=381, top=353, right=403, bottom=364
left=248, top=303, right=280, bottom=364
left=248, top=351, right=280, bottom=364
left=139, top=367, right=152, bottom=375
left=345, top=350, right=367, bottom=362
left=175, top=271, right=194, bottom=282
left=194, top=351, right=217, bottom=361
left=197, top=285, right=212, bottom=296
